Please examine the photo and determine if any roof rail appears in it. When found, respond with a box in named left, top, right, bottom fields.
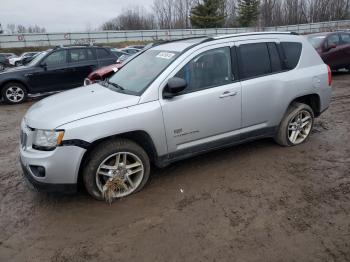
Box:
left=154, top=35, right=210, bottom=45
left=53, top=43, right=106, bottom=49
left=211, top=31, right=299, bottom=41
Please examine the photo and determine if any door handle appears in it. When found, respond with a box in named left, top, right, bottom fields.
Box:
left=220, top=91, right=237, bottom=98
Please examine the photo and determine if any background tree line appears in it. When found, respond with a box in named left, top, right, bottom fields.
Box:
left=101, top=0, right=350, bottom=30
left=4, top=23, right=46, bottom=34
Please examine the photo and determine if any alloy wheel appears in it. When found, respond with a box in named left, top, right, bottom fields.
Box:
left=95, top=152, right=144, bottom=198
left=5, top=86, right=25, bottom=103
left=288, top=110, right=313, bottom=145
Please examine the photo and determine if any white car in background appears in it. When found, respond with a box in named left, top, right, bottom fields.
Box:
left=9, top=52, right=39, bottom=66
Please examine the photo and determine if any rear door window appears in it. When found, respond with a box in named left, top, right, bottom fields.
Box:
left=281, top=42, right=302, bottom=70
left=238, top=43, right=271, bottom=79
left=340, top=33, right=350, bottom=44
left=69, top=48, right=96, bottom=62
left=96, top=48, right=111, bottom=59
left=325, top=34, right=340, bottom=48
left=69, top=49, right=88, bottom=62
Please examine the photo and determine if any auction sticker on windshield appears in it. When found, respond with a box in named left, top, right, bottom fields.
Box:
left=156, top=52, right=176, bottom=59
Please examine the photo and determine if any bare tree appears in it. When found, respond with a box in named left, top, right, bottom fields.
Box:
left=17, top=25, right=27, bottom=33
left=102, top=6, right=155, bottom=30
left=153, top=0, right=175, bottom=29
left=7, top=24, right=16, bottom=34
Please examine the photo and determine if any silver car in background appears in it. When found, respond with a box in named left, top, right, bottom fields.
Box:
left=20, top=32, right=332, bottom=200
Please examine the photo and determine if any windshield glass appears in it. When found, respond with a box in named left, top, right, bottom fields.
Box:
left=108, top=49, right=179, bottom=95
left=27, top=51, right=47, bottom=66
left=307, top=35, right=326, bottom=48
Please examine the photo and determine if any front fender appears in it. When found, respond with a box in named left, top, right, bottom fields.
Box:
left=58, top=101, right=168, bottom=157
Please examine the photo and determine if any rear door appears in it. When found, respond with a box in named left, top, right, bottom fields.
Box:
left=27, top=50, right=71, bottom=92
left=67, top=48, right=98, bottom=88
left=96, top=48, right=116, bottom=67
left=237, top=39, right=288, bottom=134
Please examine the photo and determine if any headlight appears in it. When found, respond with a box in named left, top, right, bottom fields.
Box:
left=32, top=129, right=64, bottom=150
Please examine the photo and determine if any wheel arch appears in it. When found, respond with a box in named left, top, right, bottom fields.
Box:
left=0, top=79, right=30, bottom=93
left=77, top=130, right=159, bottom=185
left=288, top=93, right=321, bottom=117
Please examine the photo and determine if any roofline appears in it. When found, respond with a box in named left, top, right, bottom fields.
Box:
left=153, top=32, right=299, bottom=50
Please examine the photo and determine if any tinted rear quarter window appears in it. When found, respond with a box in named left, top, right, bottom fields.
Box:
left=267, top=43, right=283, bottom=72
left=281, top=42, right=302, bottom=70
left=238, top=43, right=271, bottom=79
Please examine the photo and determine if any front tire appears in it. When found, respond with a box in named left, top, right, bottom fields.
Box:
left=0, top=63, right=4, bottom=71
left=83, top=138, right=150, bottom=201
left=1, top=82, right=28, bottom=104
left=275, top=103, right=314, bottom=147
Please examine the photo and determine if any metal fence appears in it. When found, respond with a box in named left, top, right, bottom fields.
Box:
left=1, top=20, right=350, bottom=48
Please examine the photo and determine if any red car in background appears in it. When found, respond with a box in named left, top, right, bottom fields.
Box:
left=307, top=32, right=350, bottom=70
left=84, top=43, right=153, bottom=85
left=84, top=53, right=138, bottom=85
left=84, top=63, right=123, bottom=85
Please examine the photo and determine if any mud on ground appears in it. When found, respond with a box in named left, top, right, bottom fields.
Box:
left=0, top=74, right=349, bottom=262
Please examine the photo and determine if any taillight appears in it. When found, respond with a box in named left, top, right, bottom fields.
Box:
left=327, top=65, right=332, bottom=87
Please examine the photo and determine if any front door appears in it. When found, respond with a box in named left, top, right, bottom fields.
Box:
left=160, top=46, right=242, bottom=156
left=27, top=50, right=71, bottom=92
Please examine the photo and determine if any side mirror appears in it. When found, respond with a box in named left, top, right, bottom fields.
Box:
left=163, top=77, right=187, bottom=99
left=40, top=62, right=47, bottom=70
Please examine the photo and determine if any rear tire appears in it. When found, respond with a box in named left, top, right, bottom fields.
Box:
left=83, top=138, right=150, bottom=201
left=275, top=103, right=314, bottom=147
left=1, top=82, right=28, bottom=104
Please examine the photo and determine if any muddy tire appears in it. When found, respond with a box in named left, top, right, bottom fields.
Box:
left=275, top=102, right=314, bottom=147
left=83, top=138, right=150, bottom=201
left=1, top=82, right=28, bottom=104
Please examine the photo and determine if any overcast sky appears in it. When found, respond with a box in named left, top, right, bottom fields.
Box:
left=1, top=0, right=151, bottom=32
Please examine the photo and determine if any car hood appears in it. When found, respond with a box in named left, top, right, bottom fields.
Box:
left=24, top=83, right=140, bottom=129
left=0, top=65, right=32, bottom=74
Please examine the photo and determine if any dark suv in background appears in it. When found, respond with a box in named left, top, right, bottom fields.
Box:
left=0, top=46, right=117, bottom=104
left=307, top=31, right=350, bottom=70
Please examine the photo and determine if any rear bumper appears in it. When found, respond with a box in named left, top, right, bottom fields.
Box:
left=20, top=157, right=77, bottom=194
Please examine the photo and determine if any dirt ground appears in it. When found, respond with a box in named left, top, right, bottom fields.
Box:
left=0, top=74, right=349, bottom=262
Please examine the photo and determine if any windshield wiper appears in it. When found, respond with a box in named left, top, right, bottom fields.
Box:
left=106, top=80, right=125, bottom=91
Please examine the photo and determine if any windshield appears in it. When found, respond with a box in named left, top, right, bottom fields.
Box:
left=27, top=51, right=47, bottom=66
left=108, top=49, right=179, bottom=95
left=307, top=35, right=326, bottom=48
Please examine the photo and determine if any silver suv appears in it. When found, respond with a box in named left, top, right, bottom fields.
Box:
left=20, top=32, right=332, bottom=200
